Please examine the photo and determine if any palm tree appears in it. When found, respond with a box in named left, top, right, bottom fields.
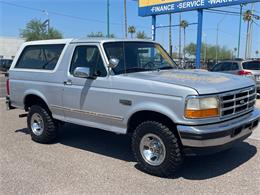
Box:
left=243, top=10, right=252, bottom=59
left=180, top=20, right=188, bottom=62
left=128, top=26, right=136, bottom=38
left=20, top=19, right=63, bottom=41
left=136, top=31, right=149, bottom=39
left=256, top=50, right=259, bottom=58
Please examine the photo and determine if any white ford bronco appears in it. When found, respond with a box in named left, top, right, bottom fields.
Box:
left=6, top=39, right=260, bottom=177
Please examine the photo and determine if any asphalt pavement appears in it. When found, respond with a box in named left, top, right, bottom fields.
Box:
left=0, top=99, right=260, bottom=195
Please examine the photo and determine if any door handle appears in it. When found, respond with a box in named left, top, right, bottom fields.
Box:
left=64, top=80, right=72, bottom=85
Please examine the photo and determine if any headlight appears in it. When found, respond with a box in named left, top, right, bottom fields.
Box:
left=185, top=96, right=219, bottom=119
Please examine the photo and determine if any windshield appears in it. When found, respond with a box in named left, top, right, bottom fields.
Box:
left=103, top=42, right=178, bottom=74
left=242, top=61, right=260, bottom=70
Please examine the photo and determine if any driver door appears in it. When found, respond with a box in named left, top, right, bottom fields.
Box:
left=62, top=44, right=112, bottom=127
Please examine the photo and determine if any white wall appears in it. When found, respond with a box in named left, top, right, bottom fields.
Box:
left=0, top=37, right=25, bottom=59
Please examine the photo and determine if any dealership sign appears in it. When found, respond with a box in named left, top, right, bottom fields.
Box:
left=139, top=0, right=259, bottom=16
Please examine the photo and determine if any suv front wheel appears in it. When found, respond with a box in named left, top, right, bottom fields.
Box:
left=27, top=105, right=58, bottom=143
left=132, top=121, right=183, bottom=177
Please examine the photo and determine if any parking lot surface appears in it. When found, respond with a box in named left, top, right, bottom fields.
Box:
left=0, top=73, right=5, bottom=98
left=0, top=99, right=260, bottom=195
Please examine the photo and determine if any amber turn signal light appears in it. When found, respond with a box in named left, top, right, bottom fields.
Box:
left=185, top=108, right=219, bottom=119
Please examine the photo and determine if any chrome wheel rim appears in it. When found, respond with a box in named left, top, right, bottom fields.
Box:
left=139, top=133, right=166, bottom=166
left=31, top=113, right=44, bottom=136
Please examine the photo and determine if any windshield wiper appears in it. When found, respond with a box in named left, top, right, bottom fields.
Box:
left=123, top=67, right=149, bottom=73
left=116, top=67, right=155, bottom=74
left=157, top=66, right=174, bottom=71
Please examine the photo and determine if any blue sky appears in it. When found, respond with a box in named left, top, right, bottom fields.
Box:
left=0, top=0, right=259, bottom=58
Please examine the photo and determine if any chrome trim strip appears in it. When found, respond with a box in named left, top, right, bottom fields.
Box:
left=221, top=99, right=256, bottom=112
left=50, top=105, right=124, bottom=121
left=219, top=86, right=256, bottom=119
left=220, top=86, right=255, bottom=97
left=222, top=93, right=256, bottom=103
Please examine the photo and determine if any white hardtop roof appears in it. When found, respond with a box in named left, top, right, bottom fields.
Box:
left=22, top=38, right=156, bottom=46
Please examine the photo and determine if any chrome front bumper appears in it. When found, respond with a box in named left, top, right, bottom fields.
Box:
left=177, top=109, right=260, bottom=149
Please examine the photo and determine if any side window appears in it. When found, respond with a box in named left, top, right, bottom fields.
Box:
left=15, top=44, right=64, bottom=70
left=230, top=62, right=239, bottom=70
left=243, top=61, right=260, bottom=70
left=222, top=62, right=232, bottom=71
left=70, top=46, right=107, bottom=77
left=222, top=62, right=238, bottom=71
left=212, top=63, right=222, bottom=71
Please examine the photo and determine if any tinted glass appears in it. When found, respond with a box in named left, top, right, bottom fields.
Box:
left=222, top=62, right=233, bottom=71
left=243, top=61, right=260, bottom=70
left=230, top=62, right=239, bottom=70
left=70, top=46, right=107, bottom=77
left=215, top=62, right=237, bottom=71
left=15, top=44, right=64, bottom=70
left=0, top=59, right=12, bottom=66
left=212, top=63, right=222, bottom=71
left=104, top=42, right=177, bottom=75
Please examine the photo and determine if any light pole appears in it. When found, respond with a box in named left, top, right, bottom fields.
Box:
left=169, top=14, right=172, bottom=56
left=237, top=4, right=243, bottom=58
left=244, top=9, right=253, bottom=59
left=179, top=13, right=182, bottom=65
left=216, top=15, right=226, bottom=63
left=203, top=33, right=207, bottom=64
left=107, top=0, right=110, bottom=38
left=124, top=0, right=127, bottom=38
left=248, top=3, right=255, bottom=59
left=182, top=22, right=187, bottom=64
left=42, top=10, right=50, bottom=33
left=234, top=48, right=237, bottom=60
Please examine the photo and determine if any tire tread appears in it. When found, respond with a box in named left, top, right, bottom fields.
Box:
left=27, top=105, right=57, bottom=143
left=132, top=121, right=183, bottom=177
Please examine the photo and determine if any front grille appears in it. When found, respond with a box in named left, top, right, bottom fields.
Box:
left=220, top=87, right=256, bottom=118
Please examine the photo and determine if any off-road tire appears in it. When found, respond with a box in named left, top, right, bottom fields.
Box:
left=132, top=121, right=183, bottom=177
left=27, top=105, right=58, bottom=143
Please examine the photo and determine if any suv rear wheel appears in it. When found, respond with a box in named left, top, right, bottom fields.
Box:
left=132, top=121, right=183, bottom=177
left=27, top=105, right=58, bottom=143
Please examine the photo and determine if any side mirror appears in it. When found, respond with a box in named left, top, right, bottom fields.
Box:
left=73, top=67, right=90, bottom=78
left=108, top=58, right=119, bottom=69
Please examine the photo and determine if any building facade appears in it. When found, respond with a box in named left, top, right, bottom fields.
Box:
left=0, top=37, right=25, bottom=59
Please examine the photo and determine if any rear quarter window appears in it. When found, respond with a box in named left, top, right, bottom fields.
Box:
left=242, top=61, right=260, bottom=70
left=15, top=44, right=65, bottom=70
